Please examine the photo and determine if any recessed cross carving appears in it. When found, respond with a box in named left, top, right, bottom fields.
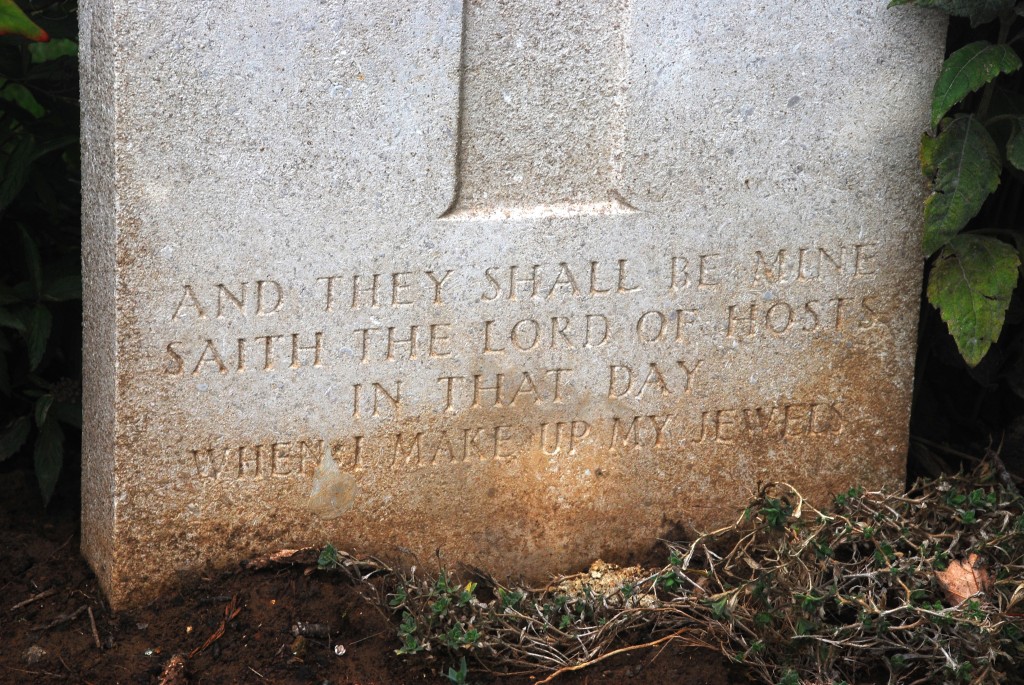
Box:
left=442, top=0, right=635, bottom=220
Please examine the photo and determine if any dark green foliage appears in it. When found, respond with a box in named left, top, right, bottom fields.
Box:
left=0, top=1, right=80, bottom=504
left=0, top=0, right=48, bottom=41
left=928, top=234, right=1020, bottom=366
left=893, top=1, right=1024, bottom=367
left=921, top=115, right=1001, bottom=256
left=931, top=42, right=1021, bottom=128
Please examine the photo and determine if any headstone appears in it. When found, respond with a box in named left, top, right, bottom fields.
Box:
left=81, top=0, right=945, bottom=608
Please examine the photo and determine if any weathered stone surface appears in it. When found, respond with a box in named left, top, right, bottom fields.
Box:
left=81, top=0, right=945, bottom=608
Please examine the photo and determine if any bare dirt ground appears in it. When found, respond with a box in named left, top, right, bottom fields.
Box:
left=0, top=468, right=751, bottom=685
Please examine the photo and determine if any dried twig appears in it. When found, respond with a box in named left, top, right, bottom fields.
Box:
left=534, top=628, right=701, bottom=684
left=188, top=595, right=242, bottom=658
left=31, top=605, right=87, bottom=631
left=11, top=589, right=57, bottom=612
left=86, top=606, right=102, bottom=649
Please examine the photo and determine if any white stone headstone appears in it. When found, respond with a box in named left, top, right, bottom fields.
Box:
left=81, top=0, right=944, bottom=607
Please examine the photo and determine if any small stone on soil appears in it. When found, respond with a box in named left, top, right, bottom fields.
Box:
left=23, top=644, right=46, bottom=665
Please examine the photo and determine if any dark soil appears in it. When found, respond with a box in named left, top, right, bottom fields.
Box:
left=0, top=469, right=751, bottom=685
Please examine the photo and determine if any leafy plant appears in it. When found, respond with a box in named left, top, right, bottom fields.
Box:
left=0, top=0, right=80, bottom=504
left=364, top=466, right=1024, bottom=685
left=385, top=568, right=482, bottom=662
left=317, top=543, right=339, bottom=570
left=0, top=0, right=48, bottom=41
left=446, top=656, right=469, bottom=685
left=892, top=0, right=1024, bottom=366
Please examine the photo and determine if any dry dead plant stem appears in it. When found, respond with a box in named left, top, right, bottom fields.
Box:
left=10, top=588, right=57, bottom=611
left=534, top=628, right=702, bottom=684
left=87, top=606, right=101, bottom=649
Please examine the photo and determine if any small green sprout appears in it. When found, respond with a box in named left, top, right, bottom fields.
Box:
left=317, top=543, right=339, bottom=570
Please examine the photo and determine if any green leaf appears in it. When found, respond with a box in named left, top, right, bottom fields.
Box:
left=0, top=415, right=31, bottom=461
left=25, top=304, right=51, bottom=371
left=928, top=234, right=1020, bottom=366
left=446, top=656, right=468, bottom=685
left=921, top=116, right=1001, bottom=255
left=889, top=0, right=1014, bottom=26
left=34, top=393, right=53, bottom=427
left=50, top=402, right=82, bottom=429
left=19, top=225, right=42, bottom=297
left=34, top=418, right=63, bottom=505
left=0, top=306, right=26, bottom=332
left=931, top=42, right=1021, bottom=128
left=1007, top=117, right=1024, bottom=171
left=317, top=543, right=338, bottom=570
left=28, top=38, right=77, bottom=63
left=0, top=82, right=44, bottom=118
left=42, top=275, right=81, bottom=302
left=0, top=134, right=35, bottom=211
left=0, top=0, right=49, bottom=41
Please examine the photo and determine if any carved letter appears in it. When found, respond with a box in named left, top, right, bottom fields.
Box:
left=256, top=280, right=284, bottom=315
left=437, top=375, right=466, bottom=412
left=569, top=420, right=590, bottom=454
left=617, top=259, right=640, bottom=293
left=473, top=374, right=504, bottom=408
left=426, top=269, right=454, bottom=305
left=254, top=334, right=284, bottom=371
left=508, top=372, right=539, bottom=406
left=635, top=363, right=670, bottom=399
left=317, top=275, right=339, bottom=312
left=351, top=273, right=382, bottom=309
left=271, top=442, right=294, bottom=477
left=510, top=319, right=540, bottom=351
left=165, top=342, right=185, bottom=375
left=482, top=320, right=506, bottom=354
left=547, top=263, right=582, bottom=299
left=676, top=359, right=703, bottom=393
left=391, top=272, right=414, bottom=305
left=608, top=364, right=632, bottom=399
left=193, top=340, right=227, bottom=375
left=393, top=432, right=424, bottom=468
left=636, top=310, right=667, bottom=343
left=753, top=250, right=786, bottom=284
left=698, top=254, right=720, bottom=287
left=766, top=302, right=794, bottom=334
left=372, top=381, right=401, bottom=417
left=481, top=267, right=502, bottom=301
left=853, top=242, right=878, bottom=276
left=726, top=304, right=756, bottom=338
left=290, top=332, right=324, bottom=368
left=546, top=367, right=572, bottom=402
left=589, top=261, right=612, bottom=295
left=429, top=323, right=452, bottom=357
left=509, top=264, right=540, bottom=301
left=670, top=256, right=690, bottom=290
left=585, top=314, right=610, bottom=347
left=216, top=283, right=247, bottom=318
left=172, top=285, right=206, bottom=320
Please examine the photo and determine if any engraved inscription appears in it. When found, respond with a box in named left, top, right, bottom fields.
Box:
left=185, top=399, right=848, bottom=479
left=166, top=241, right=888, bottom=482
